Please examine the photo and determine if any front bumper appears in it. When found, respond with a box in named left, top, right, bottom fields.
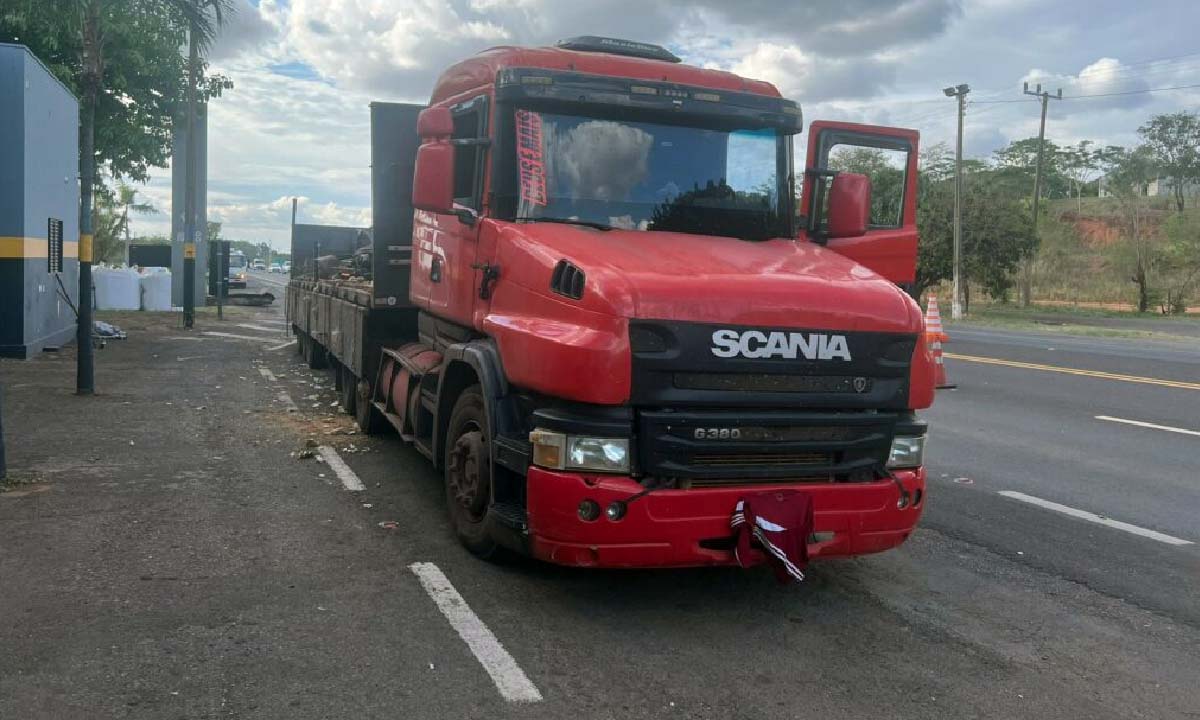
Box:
left=526, top=467, right=925, bottom=568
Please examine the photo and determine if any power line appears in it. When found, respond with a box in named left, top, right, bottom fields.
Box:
left=970, top=98, right=1040, bottom=105
left=1061, top=82, right=1200, bottom=100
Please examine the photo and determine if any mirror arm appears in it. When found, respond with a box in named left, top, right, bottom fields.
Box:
left=805, top=168, right=837, bottom=245
left=455, top=208, right=478, bottom=227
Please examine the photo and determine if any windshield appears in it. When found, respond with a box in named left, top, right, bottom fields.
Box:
left=229, top=253, right=247, bottom=269
left=512, top=109, right=788, bottom=239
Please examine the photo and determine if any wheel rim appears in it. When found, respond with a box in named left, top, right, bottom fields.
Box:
left=448, top=425, right=488, bottom=523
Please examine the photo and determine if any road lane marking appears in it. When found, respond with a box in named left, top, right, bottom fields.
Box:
left=318, top=446, right=365, bottom=491
left=257, top=367, right=277, bottom=382
left=1095, top=415, right=1200, bottom=437
left=202, top=331, right=278, bottom=343
left=266, top=340, right=297, bottom=352
left=236, top=323, right=284, bottom=333
left=409, top=562, right=543, bottom=703
left=944, top=352, right=1200, bottom=391
left=998, top=491, right=1193, bottom=546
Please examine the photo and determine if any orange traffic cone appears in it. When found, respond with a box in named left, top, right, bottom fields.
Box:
left=925, top=296, right=956, bottom=389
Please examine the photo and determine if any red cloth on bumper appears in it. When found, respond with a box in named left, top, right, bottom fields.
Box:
left=731, top=490, right=813, bottom=583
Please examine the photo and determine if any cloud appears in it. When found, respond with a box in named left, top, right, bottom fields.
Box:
left=688, top=0, right=962, bottom=57
left=1021, top=58, right=1153, bottom=114
left=127, top=0, right=1200, bottom=251
left=731, top=43, right=897, bottom=102
left=209, top=0, right=280, bottom=62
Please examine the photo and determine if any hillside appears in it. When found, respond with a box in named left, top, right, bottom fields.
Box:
left=1026, top=197, right=1197, bottom=312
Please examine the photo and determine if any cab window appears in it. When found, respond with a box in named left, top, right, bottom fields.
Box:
left=826, top=143, right=909, bottom=228
left=451, top=97, right=488, bottom=209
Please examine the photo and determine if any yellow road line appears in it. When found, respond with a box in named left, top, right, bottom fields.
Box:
left=944, top=352, right=1200, bottom=391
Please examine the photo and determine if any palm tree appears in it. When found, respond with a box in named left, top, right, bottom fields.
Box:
left=117, top=184, right=157, bottom=264
left=169, top=0, right=234, bottom=327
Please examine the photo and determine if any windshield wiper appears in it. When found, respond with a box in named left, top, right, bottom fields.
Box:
left=516, top=216, right=612, bottom=231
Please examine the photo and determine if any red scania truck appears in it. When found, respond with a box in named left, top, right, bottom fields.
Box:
left=288, top=36, right=935, bottom=568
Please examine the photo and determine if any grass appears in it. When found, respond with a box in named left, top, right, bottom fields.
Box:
left=945, top=303, right=1200, bottom=341
left=973, top=302, right=1200, bottom=322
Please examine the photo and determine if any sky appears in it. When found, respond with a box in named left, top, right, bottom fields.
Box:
left=128, top=0, right=1200, bottom=250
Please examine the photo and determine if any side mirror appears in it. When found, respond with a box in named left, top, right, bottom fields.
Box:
left=413, top=142, right=454, bottom=214
left=826, top=172, right=871, bottom=238
left=413, top=107, right=455, bottom=214
left=417, top=106, right=453, bottom=138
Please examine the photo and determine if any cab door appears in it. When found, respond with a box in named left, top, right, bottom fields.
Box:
left=412, top=95, right=489, bottom=326
left=801, top=121, right=919, bottom=285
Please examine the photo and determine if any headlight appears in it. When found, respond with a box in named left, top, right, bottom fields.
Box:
left=529, top=429, right=630, bottom=473
left=887, top=435, right=926, bottom=469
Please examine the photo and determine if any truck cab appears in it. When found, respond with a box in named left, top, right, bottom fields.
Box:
left=294, top=37, right=935, bottom=568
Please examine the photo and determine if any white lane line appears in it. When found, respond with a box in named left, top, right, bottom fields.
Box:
left=998, top=491, right=1193, bottom=546
left=236, top=322, right=285, bottom=333
left=1095, top=415, right=1200, bottom=438
left=266, top=340, right=297, bottom=352
left=317, top=446, right=365, bottom=492
left=409, top=562, right=543, bottom=703
left=258, top=367, right=278, bottom=382
left=277, top=391, right=298, bottom=412
left=202, top=331, right=277, bottom=343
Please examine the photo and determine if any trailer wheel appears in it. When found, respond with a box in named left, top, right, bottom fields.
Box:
left=354, top=379, right=383, bottom=434
left=305, top=336, right=327, bottom=370
left=444, top=385, right=500, bottom=560
left=339, top=365, right=357, bottom=416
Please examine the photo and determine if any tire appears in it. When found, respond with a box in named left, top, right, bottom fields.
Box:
left=340, top=365, right=357, bottom=416
left=443, top=385, right=500, bottom=560
left=354, top=378, right=384, bottom=434
left=305, top=336, right=327, bottom=370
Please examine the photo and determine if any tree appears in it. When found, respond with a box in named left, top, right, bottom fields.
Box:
left=993, top=137, right=1069, bottom=199
left=1, top=2, right=192, bottom=183
left=914, top=168, right=1036, bottom=307
left=1104, top=146, right=1160, bottom=312
left=3, top=0, right=197, bottom=393
left=171, top=0, right=234, bottom=326
left=1138, top=112, right=1200, bottom=213
left=828, top=146, right=906, bottom=227
left=92, top=183, right=156, bottom=264
left=1161, top=212, right=1200, bottom=313
left=1058, top=140, right=1100, bottom=212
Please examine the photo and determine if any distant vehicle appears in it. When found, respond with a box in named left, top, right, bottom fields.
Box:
left=270, top=263, right=283, bottom=274
left=228, top=250, right=248, bottom=288
left=281, top=261, right=291, bottom=274
left=252, top=259, right=266, bottom=271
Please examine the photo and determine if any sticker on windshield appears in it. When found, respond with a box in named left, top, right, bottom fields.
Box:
left=516, top=109, right=547, bottom=206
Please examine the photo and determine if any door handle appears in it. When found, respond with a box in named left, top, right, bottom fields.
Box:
left=430, top=256, right=442, bottom=283
left=471, top=262, right=500, bottom=300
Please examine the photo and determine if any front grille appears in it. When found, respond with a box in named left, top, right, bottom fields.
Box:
left=638, top=409, right=896, bottom=482
left=692, top=452, right=833, bottom=467
left=674, top=372, right=873, bottom=394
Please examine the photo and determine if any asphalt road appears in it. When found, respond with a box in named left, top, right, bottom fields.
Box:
left=2, top=284, right=1198, bottom=719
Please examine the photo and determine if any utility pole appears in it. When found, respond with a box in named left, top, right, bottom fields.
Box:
left=291, top=197, right=298, bottom=279
left=943, top=83, right=969, bottom=319
left=182, top=3, right=199, bottom=329
left=1021, top=82, right=1061, bottom=307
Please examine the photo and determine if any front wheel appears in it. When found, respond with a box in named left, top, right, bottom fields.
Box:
left=444, top=386, right=500, bottom=560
